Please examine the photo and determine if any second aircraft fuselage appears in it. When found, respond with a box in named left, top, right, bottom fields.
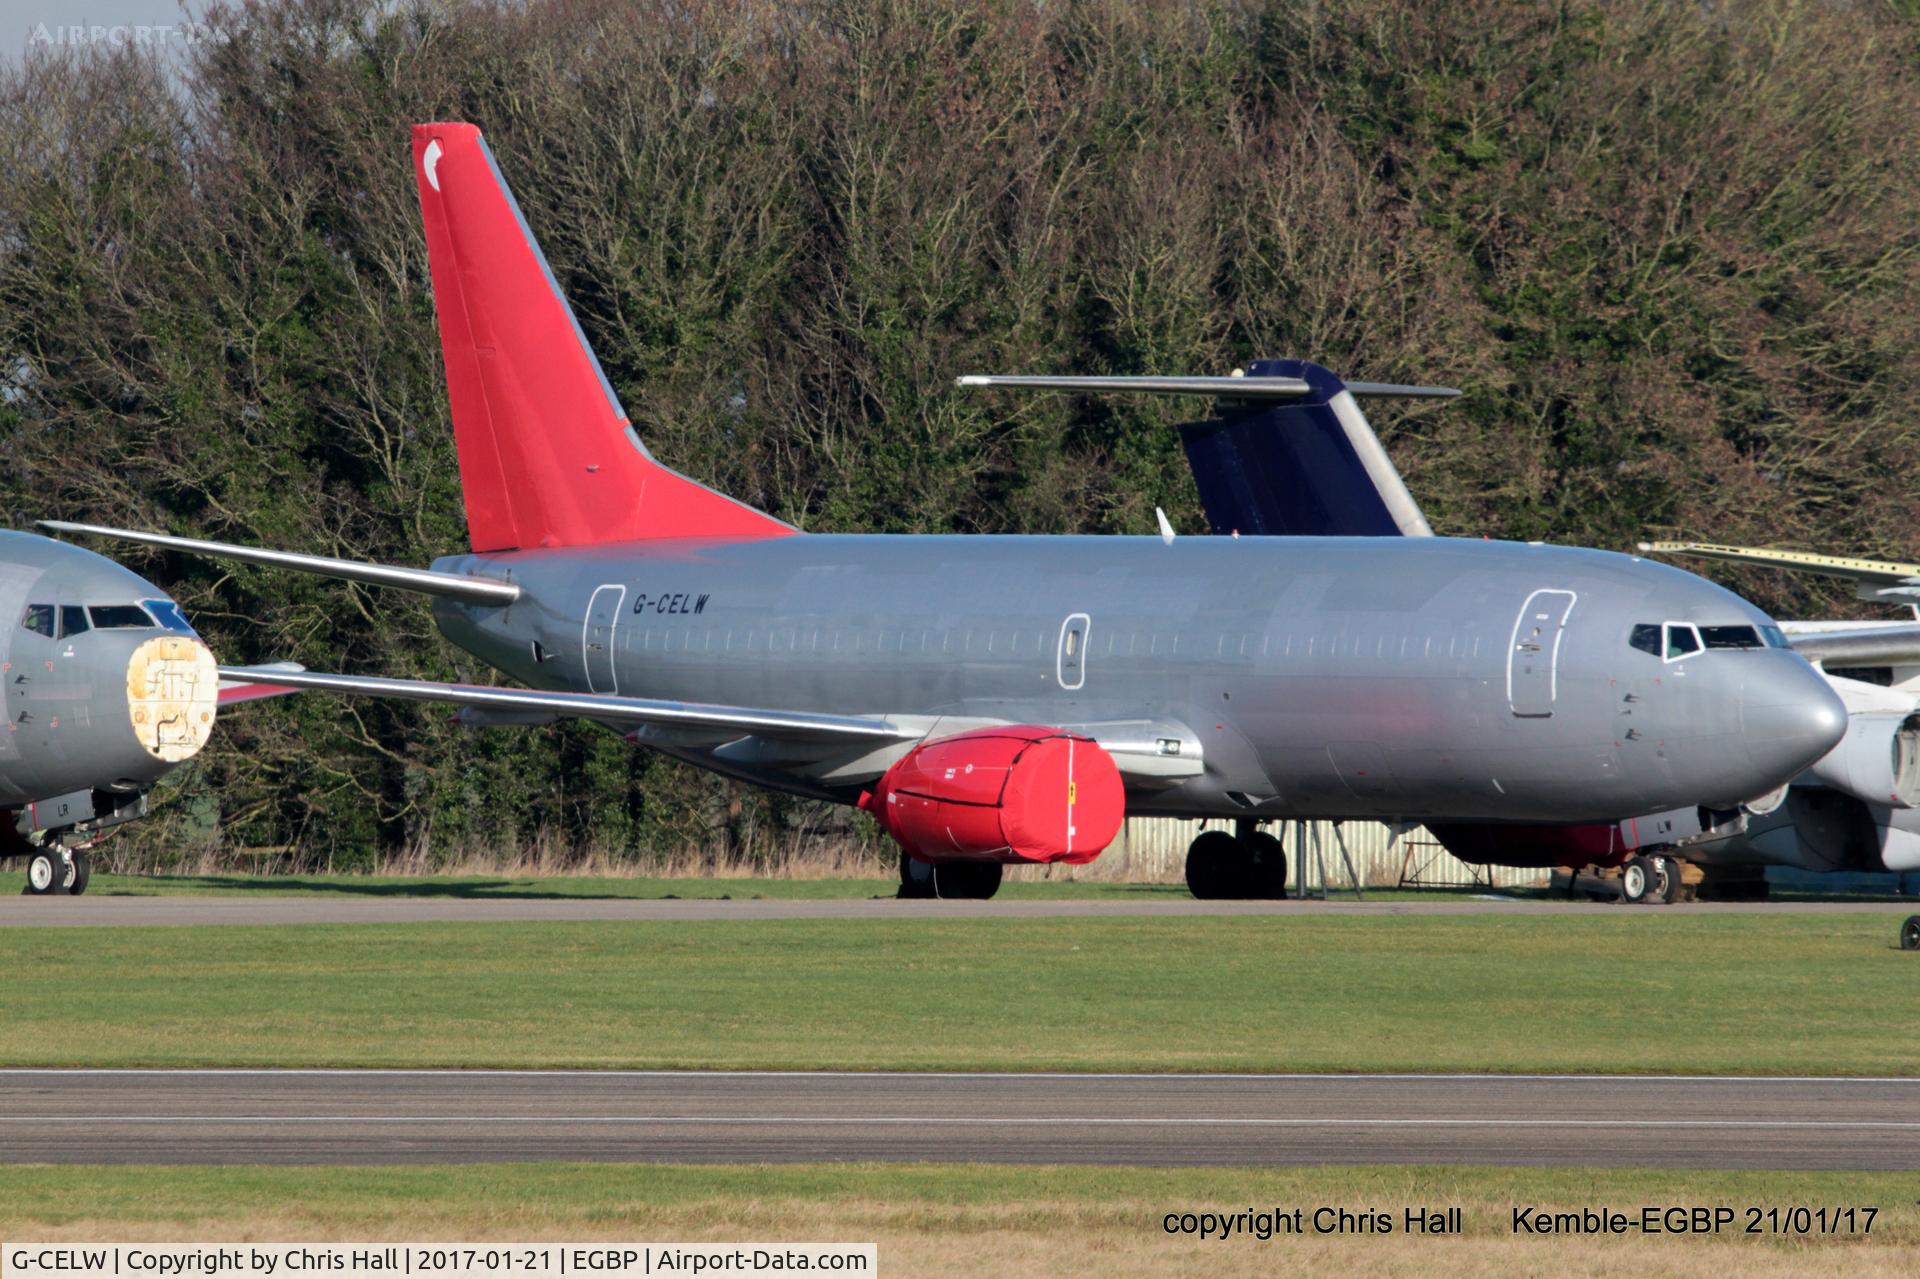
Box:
left=429, top=534, right=1845, bottom=825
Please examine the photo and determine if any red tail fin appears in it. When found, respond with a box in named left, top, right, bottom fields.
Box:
left=410, top=123, right=793, bottom=552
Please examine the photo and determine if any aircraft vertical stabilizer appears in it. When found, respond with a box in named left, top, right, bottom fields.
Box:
left=1175, top=359, right=1434, bottom=538
left=956, top=360, right=1449, bottom=538
left=410, top=123, right=793, bottom=552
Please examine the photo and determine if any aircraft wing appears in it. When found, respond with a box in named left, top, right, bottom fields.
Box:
left=215, top=666, right=916, bottom=744
left=1783, top=624, right=1920, bottom=668
left=217, top=662, right=308, bottom=707
left=1639, top=541, right=1920, bottom=606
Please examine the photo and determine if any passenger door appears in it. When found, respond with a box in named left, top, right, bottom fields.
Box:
left=1507, top=589, right=1577, bottom=717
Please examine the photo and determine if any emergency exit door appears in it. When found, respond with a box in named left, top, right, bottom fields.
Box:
left=1057, top=613, right=1089, bottom=690
left=1508, top=589, right=1576, bottom=717
left=584, top=585, right=625, bottom=694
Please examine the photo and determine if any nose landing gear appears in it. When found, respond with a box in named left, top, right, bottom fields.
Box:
left=21, top=846, right=89, bottom=896
left=1618, top=852, right=1684, bottom=904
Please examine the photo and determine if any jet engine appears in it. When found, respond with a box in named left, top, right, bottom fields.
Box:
left=1803, top=711, right=1920, bottom=808
left=860, top=725, right=1125, bottom=865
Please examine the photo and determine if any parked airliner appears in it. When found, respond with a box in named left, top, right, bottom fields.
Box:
left=46, top=122, right=1847, bottom=899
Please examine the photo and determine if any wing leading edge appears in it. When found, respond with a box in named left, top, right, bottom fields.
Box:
left=216, top=666, right=914, bottom=744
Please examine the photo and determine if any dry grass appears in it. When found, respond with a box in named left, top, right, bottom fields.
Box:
left=4, top=1166, right=1915, bottom=1277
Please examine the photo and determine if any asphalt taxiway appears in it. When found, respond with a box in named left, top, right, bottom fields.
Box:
left=0, top=1070, right=1912, bottom=1169
left=0, top=896, right=1910, bottom=927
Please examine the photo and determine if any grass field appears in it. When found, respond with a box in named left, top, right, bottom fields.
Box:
left=0, top=871, right=1514, bottom=900
left=4, top=869, right=1915, bottom=903
left=0, top=872, right=1220, bottom=899
left=2, top=912, right=1914, bottom=1073
left=1, top=1163, right=1913, bottom=1276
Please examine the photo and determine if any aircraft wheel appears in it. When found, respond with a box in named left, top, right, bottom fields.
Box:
left=1621, top=855, right=1654, bottom=904
left=1243, top=830, right=1289, bottom=900
left=1901, top=916, right=1920, bottom=952
left=1653, top=854, right=1682, bottom=905
left=1185, top=830, right=1244, bottom=900
left=932, top=861, right=1002, bottom=900
left=898, top=853, right=936, bottom=900
left=67, top=851, right=90, bottom=897
left=23, top=849, right=66, bottom=896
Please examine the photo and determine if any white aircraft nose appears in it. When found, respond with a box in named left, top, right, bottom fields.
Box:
left=126, top=634, right=219, bottom=762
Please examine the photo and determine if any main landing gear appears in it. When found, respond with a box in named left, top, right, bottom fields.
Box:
left=1185, top=821, right=1288, bottom=900
left=898, top=854, right=1003, bottom=900
left=21, top=846, right=90, bottom=896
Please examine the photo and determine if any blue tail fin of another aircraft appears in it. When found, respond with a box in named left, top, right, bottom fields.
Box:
left=1176, top=359, right=1433, bottom=537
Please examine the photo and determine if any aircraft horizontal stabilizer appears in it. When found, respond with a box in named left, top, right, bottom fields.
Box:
left=955, top=374, right=1460, bottom=399
left=214, top=666, right=915, bottom=743
left=39, top=521, right=520, bottom=605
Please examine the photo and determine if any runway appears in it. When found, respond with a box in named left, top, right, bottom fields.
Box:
left=0, top=895, right=1911, bottom=928
left=0, top=1070, right=1913, bottom=1169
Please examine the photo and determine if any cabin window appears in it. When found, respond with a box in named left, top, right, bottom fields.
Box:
left=1700, top=625, right=1763, bottom=650
left=1664, top=623, right=1702, bottom=659
left=59, top=606, right=89, bottom=638
left=21, top=604, right=53, bottom=637
left=1629, top=624, right=1661, bottom=655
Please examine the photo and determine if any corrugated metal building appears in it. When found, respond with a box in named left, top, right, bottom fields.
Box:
left=1006, top=818, right=1549, bottom=890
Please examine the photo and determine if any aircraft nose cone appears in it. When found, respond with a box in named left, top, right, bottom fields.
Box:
left=1740, top=662, right=1847, bottom=785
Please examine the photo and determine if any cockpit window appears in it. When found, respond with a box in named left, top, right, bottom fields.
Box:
left=141, top=599, right=195, bottom=634
left=1699, top=625, right=1762, bottom=650
left=1664, top=623, right=1702, bottom=659
left=1629, top=624, right=1661, bottom=655
left=58, top=605, right=89, bottom=639
left=88, top=604, right=156, bottom=629
left=1760, top=624, right=1790, bottom=649
left=21, top=604, right=53, bottom=638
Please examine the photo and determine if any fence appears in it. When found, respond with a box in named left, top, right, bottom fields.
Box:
left=1005, top=817, right=1550, bottom=890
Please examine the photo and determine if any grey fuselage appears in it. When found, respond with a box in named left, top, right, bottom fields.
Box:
left=428, top=534, right=1846, bottom=827
left=0, top=530, right=216, bottom=820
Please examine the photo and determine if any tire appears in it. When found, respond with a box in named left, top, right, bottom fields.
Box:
left=1901, top=916, right=1920, bottom=952
left=1184, top=830, right=1244, bottom=900
left=932, top=861, right=1002, bottom=900
left=23, top=849, right=65, bottom=896
left=1654, top=854, right=1682, bottom=905
left=898, top=852, right=936, bottom=900
left=67, top=851, right=90, bottom=897
left=1621, top=855, right=1653, bottom=904
left=1243, top=830, right=1289, bottom=900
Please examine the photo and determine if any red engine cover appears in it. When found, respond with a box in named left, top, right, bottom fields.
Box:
left=861, top=726, right=1126, bottom=865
